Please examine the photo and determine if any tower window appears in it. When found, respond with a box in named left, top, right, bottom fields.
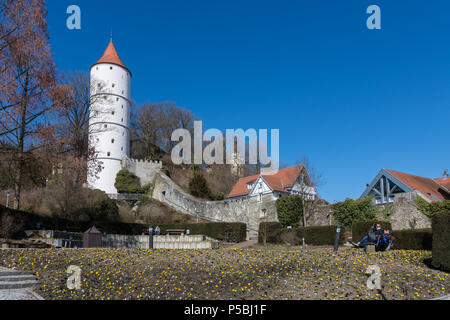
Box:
left=96, top=67, right=98, bottom=70
left=104, top=124, right=107, bottom=128
left=110, top=67, right=113, bottom=70
left=107, top=152, right=111, bottom=157
left=96, top=138, right=99, bottom=142
left=122, top=90, right=124, bottom=94
left=122, top=132, right=125, bottom=136
left=112, top=111, right=115, bottom=115
left=112, top=83, right=115, bottom=88
left=97, top=83, right=100, bottom=87
left=122, top=105, right=124, bottom=109
left=111, top=139, right=115, bottom=144
left=104, top=96, right=107, bottom=100
left=121, top=147, right=123, bottom=151
left=121, top=118, right=123, bottom=123
left=116, top=98, right=119, bottom=102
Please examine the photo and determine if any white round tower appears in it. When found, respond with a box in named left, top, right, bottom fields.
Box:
left=88, top=38, right=131, bottom=194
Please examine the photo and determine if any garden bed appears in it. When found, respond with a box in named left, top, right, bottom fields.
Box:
left=0, top=247, right=448, bottom=300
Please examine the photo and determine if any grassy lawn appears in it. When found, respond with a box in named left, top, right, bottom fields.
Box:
left=0, top=247, right=448, bottom=300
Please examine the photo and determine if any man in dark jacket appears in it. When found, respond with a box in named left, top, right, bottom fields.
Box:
left=351, top=224, right=385, bottom=252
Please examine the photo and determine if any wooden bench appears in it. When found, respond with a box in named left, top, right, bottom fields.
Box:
left=166, top=229, right=185, bottom=235
left=366, top=243, right=376, bottom=253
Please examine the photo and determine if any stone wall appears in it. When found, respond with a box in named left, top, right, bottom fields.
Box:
left=120, top=157, right=162, bottom=186
left=152, top=172, right=279, bottom=239
left=151, top=172, right=328, bottom=239
left=389, top=192, right=432, bottom=230
left=305, top=199, right=331, bottom=227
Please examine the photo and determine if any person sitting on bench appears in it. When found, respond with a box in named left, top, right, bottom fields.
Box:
left=351, top=224, right=385, bottom=252
left=377, top=229, right=394, bottom=252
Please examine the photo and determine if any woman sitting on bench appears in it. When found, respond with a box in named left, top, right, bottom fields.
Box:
left=351, top=224, right=390, bottom=252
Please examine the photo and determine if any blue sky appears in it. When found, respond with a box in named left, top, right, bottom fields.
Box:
left=45, top=0, right=450, bottom=202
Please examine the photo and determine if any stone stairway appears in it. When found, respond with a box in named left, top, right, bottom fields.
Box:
left=0, top=269, right=39, bottom=290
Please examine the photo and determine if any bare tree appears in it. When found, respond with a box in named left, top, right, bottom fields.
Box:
left=132, top=102, right=195, bottom=159
left=0, top=0, right=67, bottom=209
left=294, top=155, right=326, bottom=227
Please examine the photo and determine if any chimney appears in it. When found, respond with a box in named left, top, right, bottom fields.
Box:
left=444, top=169, right=449, bottom=180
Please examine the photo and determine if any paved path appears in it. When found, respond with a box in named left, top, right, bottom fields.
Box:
left=432, top=294, right=450, bottom=300
left=0, top=288, right=43, bottom=300
left=0, top=266, right=44, bottom=300
left=228, top=240, right=258, bottom=249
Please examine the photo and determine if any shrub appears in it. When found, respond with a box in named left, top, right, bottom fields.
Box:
left=189, top=173, right=211, bottom=199
left=351, top=220, right=392, bottom=242
left=298, top=226, right=345, bottom=246
left=258, top=223, right=344, bottom=246
left=66, top=189, right=119, bottom=222
left=172, top=214, right=188, bottom=224
left=210, top=192, right=225, bottom=201
left=332, top=198, right=377, bottom=230
left=276, top=195, right=303, bottom=227
left=156, top=222, right=247, bottom=243
left=415, top=196, right=450, bottom=218
left=0, top=212, right=25, bottom=239
left=19, top=205, right=33, bottom=213
left=432, top=212, right=450, bottom=271
left=161, top=166, right=170, bottom=177
left=258, top=222, right=283, bottom=244
left=0, top=205, right=142, bottom=235
left=393, top=229, right=432, bottom=250
left=114, top=170, right=143, bottom=194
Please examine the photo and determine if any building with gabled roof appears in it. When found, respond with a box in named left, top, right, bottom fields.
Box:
left=227, top=165, right=317, bottom=201
left=361, top=168, right=450, bottom=205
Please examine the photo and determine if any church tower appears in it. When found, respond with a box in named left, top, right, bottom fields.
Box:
left=88, top=38, right=131, bottom=194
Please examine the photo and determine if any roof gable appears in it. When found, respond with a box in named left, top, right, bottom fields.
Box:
left=227, top=165, right=304, bottom=198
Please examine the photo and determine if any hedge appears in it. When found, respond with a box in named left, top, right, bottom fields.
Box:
left=258, top=222, right=345, bottom=246
left=0, top=205, right=146, bottom=236
left=393, top=229, right=432, bottom=250
left=432, top=212, right=450, bottom=272
left=0, top=205, right=247, bottom=242
left=351, top=221, right=392, bottom=243
left=156, top=223, right=247, bottom=243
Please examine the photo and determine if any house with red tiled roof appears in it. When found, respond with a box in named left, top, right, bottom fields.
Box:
left=227, top=165, right=317, bottom=202
left=361, top=168, right=450, bottom=205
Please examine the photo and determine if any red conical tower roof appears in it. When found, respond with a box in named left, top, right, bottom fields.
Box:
left=92, top=38, right=131, bottom=74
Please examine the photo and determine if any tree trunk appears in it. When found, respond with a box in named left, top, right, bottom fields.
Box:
left=13, top=73, right=29, bottom=210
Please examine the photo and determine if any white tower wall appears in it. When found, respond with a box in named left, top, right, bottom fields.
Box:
left=88, top=61, right=131, bottom=194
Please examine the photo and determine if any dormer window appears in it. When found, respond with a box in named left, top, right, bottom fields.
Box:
left=247, top=183, right=253, bottom=190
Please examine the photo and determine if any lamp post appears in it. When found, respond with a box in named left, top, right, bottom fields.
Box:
left=148, top=226, right=153, bottom=249
left=6, top=191, right=10, bottom=208
left=333, top=226, right=341, bottom=252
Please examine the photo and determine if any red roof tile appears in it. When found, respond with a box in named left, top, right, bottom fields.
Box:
left=227, top=165, right=304, bottom=198
left=434, top=177, right=450, bottom=191
left=92, top=40, right=130, bottom=73
left=386, top=169, right=449, bottom=202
